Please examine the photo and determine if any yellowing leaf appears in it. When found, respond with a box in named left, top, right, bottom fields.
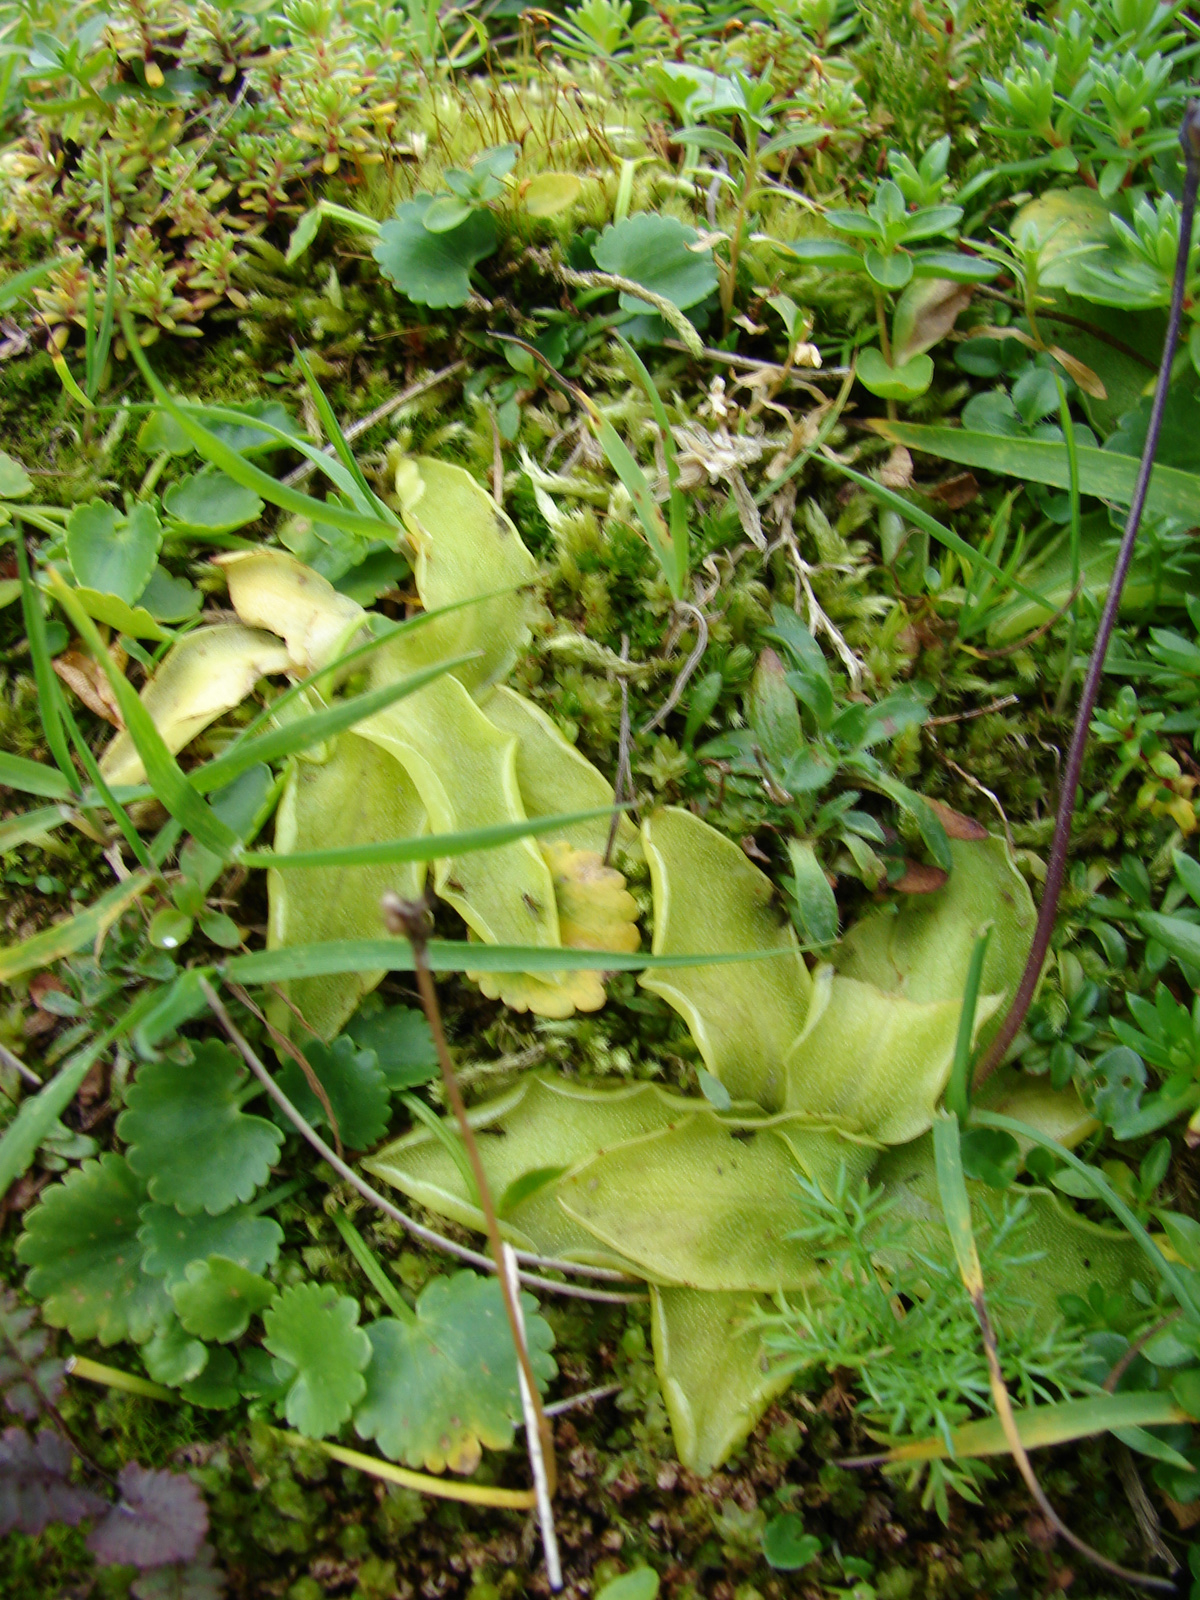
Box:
left=217, top=549, right=367, bottom=675
left=640, top=808, right=811, bottom=1109
left=522, top=172, right=583, bottom=217
left=99, top=625, right=292, bottom=787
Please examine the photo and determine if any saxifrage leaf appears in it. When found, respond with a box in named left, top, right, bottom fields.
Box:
left=276, top=1036, right=391, bottom=1150
left=138, top=1204, right=283, bottom=1288
left=87, top=1463, right=208, bottom=1568
left=354, top=1270, right=556, bottom=1473
left=66, top=500, right=162, bottom=604
left=17, top=1155, right=171, bottom=1344
left=593, top=214, right=718, bottom=313
left=118, top=1044, right=283, bottom=1216
left=373, top=196, right=497, bottom=308
left=345, top=1005, right=437, bottom=1091
left=131, top=1543, right=226, bottom=1600
left=263, top=1282, right=371, bottom=1438
left=170, top=1258, right=276, bottom=1343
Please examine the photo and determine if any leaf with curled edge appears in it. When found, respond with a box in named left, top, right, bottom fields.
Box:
left=354, top=1271, right=555, bottom=1473
left=17, top=1156, right=172, bottom=1345
left=118, top=1044, right=283, bottom=1217
left=0, top=1425, right=107, bottom=1535
left=170, top=1258, right=277, bottom=1344
left=87, top=1462, right=208, bottom=1569
left=263, top=1283, right=371, bottom=1439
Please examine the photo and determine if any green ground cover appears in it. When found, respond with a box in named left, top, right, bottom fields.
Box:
left=3, top=1, right=1200, bottom=1596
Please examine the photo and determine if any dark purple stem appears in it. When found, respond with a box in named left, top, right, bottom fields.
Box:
left=974, top=101, right=1200, bottom=1091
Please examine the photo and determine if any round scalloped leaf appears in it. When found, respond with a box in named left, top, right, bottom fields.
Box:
left=593, top=214, right=718, bottom=312
left=354, top=1270, right=556, bottom=1473
left=345, top=1006, right=437, bottom=1091
left=373, top=196, right=497, bottom=309
left=263, top=1283, right=371, bottom=1439
left=118, top=1043, right=283, bottom=1216
left=130, top=1543, right=226, bottom=1600
left=276, top=1036, right=390, bottom=1150
left=0, top=450, right=33, bottom=499
left=163, top=468, right=263, bottom=533
left=0, top=1426, right=108, bottom=1535
left=170, top=1257, right=277, bottom=1343
left=87, top=1463, right=208, bottom=1569
left=66, top=500, right=162, bottom=605
left=138, top=1204, right=283, bottom=1287
left=141, top=1320, right=209, bottom=1388
left=16, top=1156, right=171, bottom=1345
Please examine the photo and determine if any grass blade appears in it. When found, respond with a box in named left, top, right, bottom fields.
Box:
left=193, top=654, right=473, bottom=795
left=14, top=524, right=79, bottom=793
left=48, top=571, right=238, bottom=854
left=224, top=940, right=792, bottom=984
left=614, top=332, right=688, bottom=593
left=120, top=313, right=397, bottom=542
left=820, top=457, right=1059, bottom=616
left=0, top=752, right=75, bottom=801
left=0, top=804, right=76, bottom=851
left=945, top=929, right=991, bottom=1119
left=870, top=420, right=1200, bottom=525
left=0, top=871, right=154, bottom=982
left=856, top=1391, right=1192, bottom=1465
left=238, top=805, right=623, bottom=869
left=293, top=347, right=389, bottom=517
left=0, top=256, right=67, bottom=312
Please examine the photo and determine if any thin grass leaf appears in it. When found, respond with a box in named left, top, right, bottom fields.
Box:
left=399, top=1093, right=479, bottom=1208
left=48, top=573, right=238, bottom=855
left=331, top=1214, right=413, bottom=1322
left=0, top=871, right=154, bottom=983
left=0, top=753, right=74, bottom=800
left=194, top=654, right=473, bottom=797
left=0, top=257, right=67, bottom=312
left=0, top=989, right=160, bottom=1195
left=14, top=526, right=79, bottom=793
left=945, top=930, right=991, bottom=1119
left=594, top=415, right=680, bottom=597
left=869, top=421, right=1200, bottom=524
left=933, top=1112, right=983, bottom=1294
left=86, top=151, right=116, bottom=403
left=614, top=333, right=688, bottom=593
left=223, top=939, right=789, bottom=985
left=864, top=1391, right=1192, bottom=1464
left=120, top=314, right=397, bottom=543
left=293, top=348, right=388, bottom=517
left=238, top=805, right=622, bottom=870
left=223, top=590, right=517, bottom=756
left=821, top=457, right=1059, bottom=615
left=0, top=803, right=75, bottom=851
left=972, top=1109, right=1200, bottom=1322
left=58, top=693, right=157, bottom=875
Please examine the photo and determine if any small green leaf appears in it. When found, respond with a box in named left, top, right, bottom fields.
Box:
left=696, top=1069, right=732, bottom=1111
left=345, top=1006, right=437, bottom=1091
left=373, top=196, right=497, bottom=309
left=354, top=1271, right=555, bottom=1471
left=857, top=347, right=934, bottom=400
left=148, top=908, right=193, bottom=950
left=117, top=1043, right=284, bottom=1216
left=276, top=1036, right=391, bottom=1150
left=959, top=1126, right=1020, bottom=1189
left=762, top=1512, right=821, bottom=1571
left=523, top=173, right=582, bottom=217
left=594, top=1571, right=660, bottom=1600
left=138, top=1204, right=283, bottom=1287
left=180, top=1345, right=240, bottom=1409
left=786, top=839, right=838, bottom=947
left=199, top=912, right=242, bottom=949
left=593, top=214, right=718, bottom=313
left=422, top=195, right=475, bottom=233
left=865, top=248, right=913, bottom=289
left=17, top=1155, right=171, bottom=1344
left=264, top=1282, right=371, bottom=1438
left=170, top=1256, right=276, bottom=1342
left=285, top=206, right=321, bottom=265
left=71, top=587, right=170, bottom=640
left=163, top=469, right=264, bottom=534
left=1172, top=1367, right=1200, bottom=1420
left=0, top=450, right=33, bottom=498
left=66, top=501, right=162, bottom=604
left=142, top=1320, right=209, bottom=1387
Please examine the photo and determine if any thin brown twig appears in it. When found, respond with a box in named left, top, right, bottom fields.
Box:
left=380, top=896, right=558, bottom=1499
left=975, top=287, right=1158, bottom=372
left=228, top=982, right=342, bottom=1158
left=1102, top=1309, right=1183, bottom=1394
left=960, top=580, right=1085, bottom=661
left=640, top=600, right=709, bottom=734
left=926, top=695, right=1019, bottom=727
left=198, top=978, right=645, bottom=1304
